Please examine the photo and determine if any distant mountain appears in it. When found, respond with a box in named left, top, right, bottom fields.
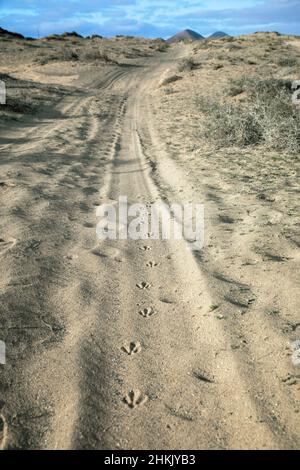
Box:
left=208, top=31, right=230, bottom=39
left=167, top=29, right=204, bottom=44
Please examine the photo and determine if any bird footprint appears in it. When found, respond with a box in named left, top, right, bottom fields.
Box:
left=139, top=307, right=157, bottom=318
left=136, top=282, right=151, bottom=290
left=146, top=261, right=159, bottom=268
left=124, top=389, right=148, bottom=409
left=122, top=341, right=142, bottom=355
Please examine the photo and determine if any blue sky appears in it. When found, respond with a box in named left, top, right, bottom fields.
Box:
left=0, top=0, right=299, bottom=38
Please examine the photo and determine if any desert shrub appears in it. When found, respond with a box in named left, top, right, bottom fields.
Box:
left=198, top=78, right=300, bottom=152
left=177, top=57, right=198, bottom=72
left=37, top=54, right=56, bottom=65
left=226, top=76, right=251, bottom=96
left=115, top=35, right=134, bottom=39
left=199, top=97, right=262, bottom=147
left=37, top=47, right=78, bottom=64
left=61, top=32, right=82, bottom=38
left=226, top=43, right=243, bottom=50
left=44, top=35, right=65, bottom=41
left=277, top=56, right=298, bottom=67
left=156, top=42, right=169, bottom=52
left=81, top=48, right=117, bottom=63
left=252, top=78, right=292, bottom=95
left=193, top=40, right=211, bottom=50
left=91, top=34, right=103, bottom=40
left=227, top=76, right=291, bottom=97
left=60, top=48, right=79, bottom=61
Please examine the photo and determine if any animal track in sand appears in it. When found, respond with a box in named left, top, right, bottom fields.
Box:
left=136, top=282, right=151, bottom=290
left=146, top=261, right=159, bottom=268
left=0, top=237, right=16, bottom=256
left=139, top=246, right=151, bottom=252
left=122, top=341, right=142, bottom=355
left=139, top=307, right=157, bottom=318
left=124, top=389, right=148, bottom=409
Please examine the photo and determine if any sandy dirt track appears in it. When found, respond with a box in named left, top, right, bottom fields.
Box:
left=0, top=42, right=299, bottom=450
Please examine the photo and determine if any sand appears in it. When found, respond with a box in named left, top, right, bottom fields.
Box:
left=0, top=33, right=299, bottom=450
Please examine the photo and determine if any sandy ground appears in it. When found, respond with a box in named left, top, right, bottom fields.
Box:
left=0, top=33, right=299, bottom=450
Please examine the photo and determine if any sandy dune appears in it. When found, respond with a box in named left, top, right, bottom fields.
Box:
left=0, top=34, right=299, bottom=450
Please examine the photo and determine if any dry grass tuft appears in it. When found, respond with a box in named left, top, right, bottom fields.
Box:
left=199, top=78, right=300, bottom=153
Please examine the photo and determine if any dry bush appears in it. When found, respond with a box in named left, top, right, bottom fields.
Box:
left=44, top=35, right=65, bottom=41
left=177, top=57, right=199, bottom=72
left=37, top=55, right=56, bottom=65
left=81, top=48, right=117, bottom=64
left=226, top=76, right=254, bottom=96
left=277, top=56, right=298, bottom=67
left=91, top=34, right=103, bottom=40
left=37, top=47, right=79, bottom=64
left=193, top=40, right=212, bottom=51
left=198, top=78, right=300, bottom=153
left=155, top=42, right=169, bottom=52
left=61, top=48, right=79, bottom=61
left=226, top=43, right=243, bottom=50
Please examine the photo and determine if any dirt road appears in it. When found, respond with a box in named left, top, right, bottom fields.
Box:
left=0, top=44, right=299, bottom=450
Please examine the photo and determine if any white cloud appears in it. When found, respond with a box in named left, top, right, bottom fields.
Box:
left=0, top=0, right=299, bottom=38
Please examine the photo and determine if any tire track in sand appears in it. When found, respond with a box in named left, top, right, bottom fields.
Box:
left=70, top=50, right=294, bottom=450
